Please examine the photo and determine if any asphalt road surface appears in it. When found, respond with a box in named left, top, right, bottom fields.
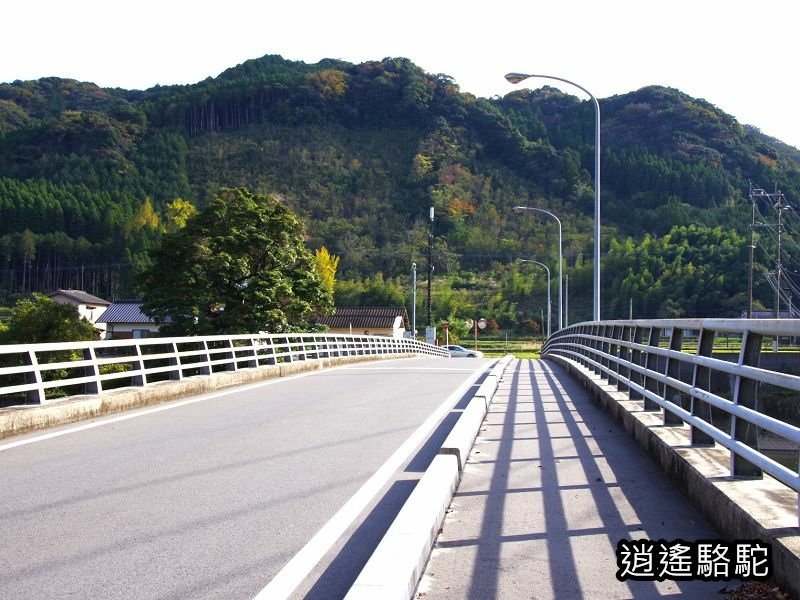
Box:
left=0, top=356, right=492, bottom=600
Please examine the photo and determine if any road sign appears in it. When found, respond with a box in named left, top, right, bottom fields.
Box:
left=478, top=318, right=487, bottom=330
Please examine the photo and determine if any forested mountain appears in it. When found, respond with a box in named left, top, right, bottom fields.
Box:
left=1, top=54, right=798, bottom=326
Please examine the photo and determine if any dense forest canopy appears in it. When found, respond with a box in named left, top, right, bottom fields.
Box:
left=1, top=54, right=799, bottom=329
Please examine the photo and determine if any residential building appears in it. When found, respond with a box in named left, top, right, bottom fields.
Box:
left=316, top=307, right=409, bottom=338
left=47, top=289, right=110, bottom=337
left=96, top=300, right=161, bottom=339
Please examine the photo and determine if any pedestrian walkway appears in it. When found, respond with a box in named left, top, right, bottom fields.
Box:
left=417, top=358, right=728, bottom=599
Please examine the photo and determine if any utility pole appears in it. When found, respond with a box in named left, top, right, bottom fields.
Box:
left=775, top=190, right=789, bottom=320
left=748, top=182, right=757, bottom=318
left=747, top=185, right=783, bottom=318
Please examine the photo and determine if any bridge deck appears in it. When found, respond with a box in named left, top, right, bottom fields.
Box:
left=418, top=358, right=741, bottom=599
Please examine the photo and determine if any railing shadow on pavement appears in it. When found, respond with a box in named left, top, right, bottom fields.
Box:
left=435, top=358, right=724, bottom=599
left=540, top=318, right=800, bottom=600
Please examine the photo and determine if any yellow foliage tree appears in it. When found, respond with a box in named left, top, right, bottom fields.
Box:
left=164, top=198, right=198, bottom=233
left=126, top=197, right=160, bottom=238
left=314, top=246, right=340, bottom=295
left=306, top=69, right=348, bottom=100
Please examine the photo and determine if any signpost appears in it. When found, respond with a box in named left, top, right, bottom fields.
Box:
left=474, top=317, right=486, bottom=350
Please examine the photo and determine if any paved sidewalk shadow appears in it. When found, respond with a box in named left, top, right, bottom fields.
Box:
left=424, top=358, right=727, bottom=599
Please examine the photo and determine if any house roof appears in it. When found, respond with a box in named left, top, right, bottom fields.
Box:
left=48, top=289, right=110, bottom=306
left=317, top=307, right=409, bottom=330
left=96, top=300, right=158, bottom=324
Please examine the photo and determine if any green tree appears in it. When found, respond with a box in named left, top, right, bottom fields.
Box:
left=138, top=187, right=332, bottom=335
left=0, top=293, right=99, bottom=343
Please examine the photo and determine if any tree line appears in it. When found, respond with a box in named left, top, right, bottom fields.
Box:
left=2, top=54, right=800, bottom=325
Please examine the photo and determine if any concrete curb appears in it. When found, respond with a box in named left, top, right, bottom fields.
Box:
left=441, top=353, right=516, bottom=472
left=440, top=393, right=487, bottom=472
left=345, top=355, right=515, bottom=600
left=0, top=353, right=419, bottom=440
left=547, top=355, right=800, bottom=600
left=344, top=454, right=460, bottom=600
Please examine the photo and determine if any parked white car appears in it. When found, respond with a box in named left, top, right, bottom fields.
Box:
left=444, top=345, right=484, bottom=358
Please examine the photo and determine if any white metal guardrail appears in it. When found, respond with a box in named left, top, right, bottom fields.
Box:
left=0, top=333, right=449, bottom=407
left=542, top=319, right=800, bottom=494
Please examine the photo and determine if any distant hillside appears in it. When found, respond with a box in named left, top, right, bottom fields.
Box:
left=1, top=54, right=798, bottom=321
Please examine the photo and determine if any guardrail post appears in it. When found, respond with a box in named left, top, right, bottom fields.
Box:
left=131, top=343, right=147, bottom=387
left=731, top=330, right=763, bottom=479
left=169, top=342, right=183, bottom=380
left=223, top=339, right=237, bottom=372
left=642, top=327, right=662, bottom=411
left=82, top=347, right=102, bottom=394
left=663, top=327, right=685, bottom=426
left=602, top=325, right=611, bottom=380
left=690, top=329, right=715, bottom=446
left=23, top=349, right=45, bottom=404
left=591, top=324, right=602, bottom=375
left=616, top=325, right=630, bottom=393
left=609, top=325, right=625, bottom=390
left=629, top=326, right=644, bottom=399
left=199, top=341, right=212, bottom=375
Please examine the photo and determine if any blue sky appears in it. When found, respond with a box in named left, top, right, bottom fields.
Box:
left=4, top=0, right=800, bottom=151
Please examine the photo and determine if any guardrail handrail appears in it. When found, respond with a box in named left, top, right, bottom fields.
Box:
left=542, top=319, right=800, bottom=495
left=0, top=333, right=448, bottom=407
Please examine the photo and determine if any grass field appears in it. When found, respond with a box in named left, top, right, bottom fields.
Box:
left=468, top=333, right=800, bottom=360
left=474, top=336, right=541, bottom=359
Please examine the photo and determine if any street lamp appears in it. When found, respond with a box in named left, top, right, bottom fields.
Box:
left=519, top=259, right=551, bottom=338
left=411, top=262, right=417, bottom=338
left=427, top=206, right=434, bottom=328
left=506, top=71, right=601, bottom=321
left=513, top=205, right=562, bottom=330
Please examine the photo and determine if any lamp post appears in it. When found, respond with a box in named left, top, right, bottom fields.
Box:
left=519, top=259, right=551, bottom=338
left=513, top=205, right=562, bottom=330
left=506, top=72, right=601, bottom=321
left=411, top=262, right=417, bottom=338
left=427, top=206, right=434, bottom=328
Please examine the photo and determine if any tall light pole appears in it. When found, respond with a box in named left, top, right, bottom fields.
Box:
left=411, top=262, right=417, bottom=338
left=513, top=205, right=562, bottom=330
left=427, top=206, right=434, bottom=328
left=506, top=72, right=601, bottom=321
left=519, top=259, right=551, bottom=338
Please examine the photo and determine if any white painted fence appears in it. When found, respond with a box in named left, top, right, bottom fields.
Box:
left=0, top=333, right=448, bottom=406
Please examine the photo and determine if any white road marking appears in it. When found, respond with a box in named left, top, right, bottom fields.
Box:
left=252, top=367, right=484, bottom=600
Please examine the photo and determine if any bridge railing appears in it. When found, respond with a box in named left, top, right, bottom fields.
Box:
left=542, top=318, right=800, bottom=494
left=0, top=333, right=448, bottom=407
